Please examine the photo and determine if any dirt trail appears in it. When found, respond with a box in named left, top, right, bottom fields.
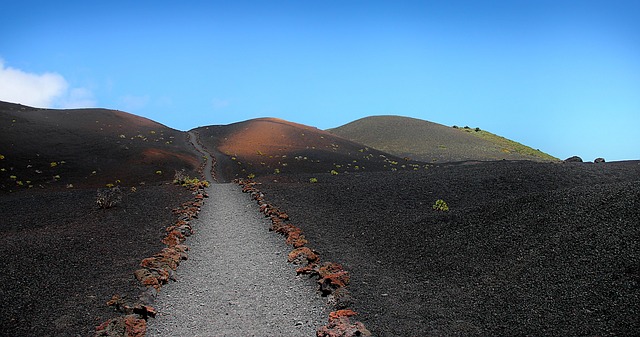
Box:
left=188, top=131, right=215, bottom=182
left=146, top=134, right=329, bottom=336
left=146, top=184, right=328, bottom=336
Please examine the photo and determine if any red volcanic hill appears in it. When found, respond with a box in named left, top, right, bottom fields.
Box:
left=193, top=117, right=425, bottom=181
left=0, top=101, right=199, bottom=191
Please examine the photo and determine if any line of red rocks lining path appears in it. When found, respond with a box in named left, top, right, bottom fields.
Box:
left=94, top=131, right=371, bottom=336
left=191, top=129, right=371, bottom=335
left=94, top=132, right=211, bottom=336
left=236, top=179, right=371, bottom=337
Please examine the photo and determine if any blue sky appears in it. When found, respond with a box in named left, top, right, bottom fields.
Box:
left=1, top=1, right=639, bottom=161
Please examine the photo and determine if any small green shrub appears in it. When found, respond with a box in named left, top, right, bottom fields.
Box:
left=309, top=177, right=318, bottom=183
left=432, top=199, right=449, bottom=212
left=330, top=170, right=339, bottom=175
left=173, top=170, right=210, bottom=188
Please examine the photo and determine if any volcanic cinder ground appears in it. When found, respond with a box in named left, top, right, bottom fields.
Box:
left=1, top=102, right=638, bottom=336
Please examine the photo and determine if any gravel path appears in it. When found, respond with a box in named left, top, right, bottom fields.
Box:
left=188, top=130, right=216, bottom=182
left=146, top=182, right=329, bottom=336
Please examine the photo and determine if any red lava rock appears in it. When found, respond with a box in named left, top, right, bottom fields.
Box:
left=269, top=217, right=283, bottom=230
left=309, top=262, right=350, bottom=295
left=141, top=255, right=176, bottom=271
left=319, top=270, right=350, bottom=295
left=278, top=211, right=289, bottom=220
left=317, top=311, right=371, bottom=337
left=317, top=262, right=345, bottom=277
left=123, top=314, right=146, bottom=337
left=95, top=314, right=147, bottom=337
left=105, top=295, right=157, bottom=319
left=288, top=247, right=319, bottom=264
left=329, top=309, right=358, bottom=320
left=132, top=304, right=157, bottom=319
left=162, top=230, right=185, bottom=247
left=133, top=269, right=159, bottom=288
left=95, top=319, right=114, bottom=335
left=288, top=236, right=309, bottom=248
left=296, top=263, right=319, bottom=275
left=274, top=223, right=298, bottom=236
left=284, top=229, right=309, bottom=247
left=316, top=316, right=372, bottom=337
left=133, top=268, right=169, bottom=290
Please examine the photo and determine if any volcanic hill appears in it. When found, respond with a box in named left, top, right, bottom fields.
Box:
left=0, top=101, right=200, bottom=192
left=328, top=115, right=559, bottom=163
left=193, top=117, right=426, bottom=181
left=2, top=101, right=638, bottom=337
left=0, top=101, right=203, bottom=336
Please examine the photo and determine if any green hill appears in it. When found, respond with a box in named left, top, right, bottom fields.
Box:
left=328, top=115, right=558, bottom=163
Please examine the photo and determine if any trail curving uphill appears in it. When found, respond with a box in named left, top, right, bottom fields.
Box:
left=147, top=133, right=328, bottom=336
left=188, top=130, right=216, bottom=182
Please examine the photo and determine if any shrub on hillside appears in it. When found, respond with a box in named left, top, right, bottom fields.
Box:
left=96, top=186, right=122, bottom=209
left=432, top=199, right=449, bottom=212
left=173, top=169, right=210, bottom=188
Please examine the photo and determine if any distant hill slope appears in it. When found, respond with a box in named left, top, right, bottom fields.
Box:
left=193, top=117, right=424, bottom=181
left=0, top=101, right=199, bottom=191
left=328, top=115, right=559, bottom=163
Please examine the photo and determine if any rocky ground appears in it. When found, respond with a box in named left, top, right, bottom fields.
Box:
left=146, top=183, right=330, bottom=336
left=0, top=184, right=193, bottom=336
left=256, top=160, right=640, bottom=336
left=3, top=101, right=639, bottom=336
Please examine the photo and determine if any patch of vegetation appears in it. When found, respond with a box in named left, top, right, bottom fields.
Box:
left=432, top=199, right=449, bottom=212
left=173, top=170, right=210, bottom=188
left=463, top=129, right=559, bottom=161
left=96, top=186, right=122, bottom=209
left=309, top=177, right=318, bottom=183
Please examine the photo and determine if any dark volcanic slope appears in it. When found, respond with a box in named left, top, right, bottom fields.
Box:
left=0, top=101, right=204, bottom=336
left=257, top=160, right=640, bottom=336
left=0, top=101, right=199, bottom=192
left=328, top=115, right=558, bottom=163
left=0, top=184, right=192, bottom=336
left=194, top=117, right=424, bottom=181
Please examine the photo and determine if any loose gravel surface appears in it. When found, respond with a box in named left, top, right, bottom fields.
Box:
left=146, top=183, right=329, bottom=337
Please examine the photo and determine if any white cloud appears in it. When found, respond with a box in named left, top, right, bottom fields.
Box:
left=0, top=58, right=95, bottom=108
left=57, top=87, right=96, bottom=108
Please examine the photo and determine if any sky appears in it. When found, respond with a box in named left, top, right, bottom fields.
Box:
left=1, top=1, right=639, bottom=161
